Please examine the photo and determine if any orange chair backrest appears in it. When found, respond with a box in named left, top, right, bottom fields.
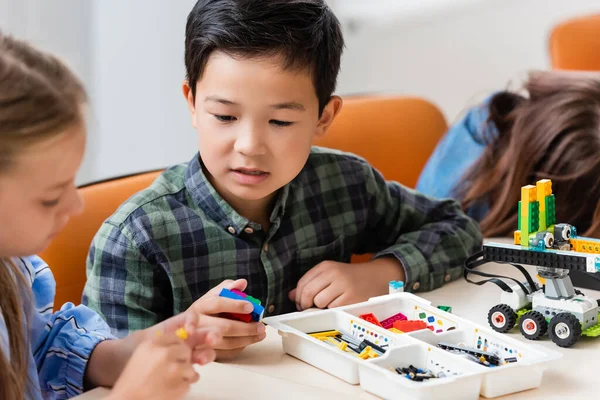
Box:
left=549, top=14, right=600, bottom=70
left=316, top=96, right=447, bottom=263
left=39, top=170, right=162, bottom=307
left=315, top=96, right=447, bottom=188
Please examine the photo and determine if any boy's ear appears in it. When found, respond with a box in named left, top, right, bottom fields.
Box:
left=182, top=80, right=198, bottom=128
left=315, top=96, right=343, bottom=137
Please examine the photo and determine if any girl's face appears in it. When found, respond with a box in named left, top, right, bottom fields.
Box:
left=0, top=126, right=85, bottom=258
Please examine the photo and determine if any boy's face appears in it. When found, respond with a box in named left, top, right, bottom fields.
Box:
left=184, top=52, right=341, bottom=210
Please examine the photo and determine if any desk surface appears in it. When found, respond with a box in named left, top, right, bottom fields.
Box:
left=76, top=245, right=600, bottom=399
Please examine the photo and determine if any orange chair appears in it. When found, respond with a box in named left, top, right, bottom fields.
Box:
left=316, top=96, right=448, bottom=262
left=549, top=14, right=600, bottom=70
left=39, top=170, right=162, bottom=307
left=316, top=96, right=447, bottom=189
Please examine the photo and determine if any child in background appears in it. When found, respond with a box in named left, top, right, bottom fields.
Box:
left=84, top=0, right=482, bottom=359
left=417, top=70, right=600, bottom=238
left=0, top=34, right=221, bottom=399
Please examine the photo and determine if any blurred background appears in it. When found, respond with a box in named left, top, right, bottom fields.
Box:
left=1, top=0, right=599, bottom=185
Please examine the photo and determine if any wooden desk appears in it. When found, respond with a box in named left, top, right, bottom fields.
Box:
left=76, top=249, right=600, bottom=399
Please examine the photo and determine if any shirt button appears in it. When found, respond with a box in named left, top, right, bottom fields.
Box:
left=227, top=226, right=236, bottom=234
left=244, top=227, right=254, bottom=234
left=268, top=304, right=275, bottom=313
left=444, top=273, right=452, bottom=283
left=412, top=281, right=420, bottom=291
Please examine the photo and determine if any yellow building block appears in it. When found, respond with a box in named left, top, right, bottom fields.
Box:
left=536, top=179, right=552, bottom=199
left=514, top=230, right=521, bottom=245
left=570, top=238, right=600, bottom=254
left=388, top=328, right=403, bottom=334
left=521, top=185, right=537, bottom=210
left=309, top=330, right=340, bottom=339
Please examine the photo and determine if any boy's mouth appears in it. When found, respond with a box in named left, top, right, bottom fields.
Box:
left=233, top=168, right=268, bottom=176
left=231, top=168, right=271, bottom=185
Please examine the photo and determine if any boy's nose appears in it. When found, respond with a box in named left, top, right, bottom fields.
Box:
left=234, top=128, right=267, bottom=156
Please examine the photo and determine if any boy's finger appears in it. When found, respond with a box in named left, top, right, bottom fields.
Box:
left=193, top=296, right=255, bottom=316
left=299, top=277, right=332, bottom=311
left=206, top=278, right=248, bottom=296
left=313, top=285, right=342, bottom=309
left=196, top=315, right=265, bottom=337
left=294, top=264, right=327, bottom=306
left=215, top=333, right=266, bottom=350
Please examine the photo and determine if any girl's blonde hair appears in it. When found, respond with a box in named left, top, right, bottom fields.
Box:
left=0, top=33, right=87, bottom=399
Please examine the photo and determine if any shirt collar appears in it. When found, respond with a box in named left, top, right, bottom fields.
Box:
left=184, top=153, right=290, bottom=234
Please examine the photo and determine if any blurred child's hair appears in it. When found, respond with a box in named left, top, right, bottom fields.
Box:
left=455, top=70, right=600, bottom=238
left=0, top=33, right=87, bottom=399
left=184, top=0, right=344, bottom=115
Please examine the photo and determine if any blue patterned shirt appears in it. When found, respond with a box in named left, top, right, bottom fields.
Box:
left=0, top=256, right=113, bottom=399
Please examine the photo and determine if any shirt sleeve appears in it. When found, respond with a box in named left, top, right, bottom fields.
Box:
left=82, top=220, right=168, bottom=337
left=415, top=98, right=493, bottom=198
left=353, top=162, right=483, bottom=292
left=21, top=256, right=114, bottom=399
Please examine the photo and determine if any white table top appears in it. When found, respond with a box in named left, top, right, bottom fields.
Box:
left=76, top=241, right=600, bottom=399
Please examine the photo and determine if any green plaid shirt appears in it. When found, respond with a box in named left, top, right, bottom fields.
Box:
left=82, top=147, right=482, bottom=336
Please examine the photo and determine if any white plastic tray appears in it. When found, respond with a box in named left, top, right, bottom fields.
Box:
left=264, top=293, right=561, bottom=399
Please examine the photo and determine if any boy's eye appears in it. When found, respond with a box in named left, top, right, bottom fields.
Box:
left=41, top=199, right=60, bottom=208
left=270, top=120, right=294, bottom=127
left=214, top=115, right=237, bottom=122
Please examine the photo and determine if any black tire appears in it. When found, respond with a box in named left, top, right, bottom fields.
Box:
left=488, top=304, right=517, bottom=333
left=519, top=311, right=548, bottom=340
left=548, top=313, right=582, bottom=348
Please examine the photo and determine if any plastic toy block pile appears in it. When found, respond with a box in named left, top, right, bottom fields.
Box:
left=393, top=365, right=442, bottom=382
left=308, top=329, right=386, bottom=360
left=219, top=288, right=265, bottom=322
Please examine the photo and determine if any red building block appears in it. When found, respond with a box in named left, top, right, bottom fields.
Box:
left=380, top=312, right=408, bottom=329
left=223, top=312, right=253, bottom=323
left=359, top=313, right=383, bottom=327
left=392, top=320, right=427, bottom=333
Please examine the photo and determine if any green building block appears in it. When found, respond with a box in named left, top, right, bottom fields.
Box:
left=545, top=195, right=556, bottom=226
left=437, top=305, right=452, bottom=313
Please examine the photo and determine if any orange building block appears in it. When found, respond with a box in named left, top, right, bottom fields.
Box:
left=359, top=313, right=383, bottom=327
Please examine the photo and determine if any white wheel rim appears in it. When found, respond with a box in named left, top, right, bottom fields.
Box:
left=555, top=322, right=571, bottom=340
left=491, top=311, right=506, bottom=328
left=522, top=318, right=538, bottom=335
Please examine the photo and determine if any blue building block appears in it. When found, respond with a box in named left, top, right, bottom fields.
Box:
left=219, top=288, right=265, bottom=322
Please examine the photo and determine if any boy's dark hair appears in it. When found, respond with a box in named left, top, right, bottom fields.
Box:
left=185, top=0, right=344, bottom=115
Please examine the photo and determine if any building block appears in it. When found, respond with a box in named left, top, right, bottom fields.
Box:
left=388, top=328, right=403, bottom=334
left=392, top=320, right=427, bottom=333
left=219, top=288, right=265, bottom=322
left=437, top=305, right=452, bottom=313
left=546, top=194, right=556, bottom=226
left=389, top=280, right=405, bottom=293
left=359, top=313, right=383, bottom=327
left=380, top=312, right=407, bottom=329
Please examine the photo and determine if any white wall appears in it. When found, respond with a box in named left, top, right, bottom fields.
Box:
left=334, top=0, right=600, bottom=122
left=90, top=0, right=198, bottom=182
left=2, top=0, right=600, bottom=184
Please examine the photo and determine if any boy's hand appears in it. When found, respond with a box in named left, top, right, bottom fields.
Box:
left=289, top=258, right=405, bottom=311
left=187, top=279, right=267, bottom=360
